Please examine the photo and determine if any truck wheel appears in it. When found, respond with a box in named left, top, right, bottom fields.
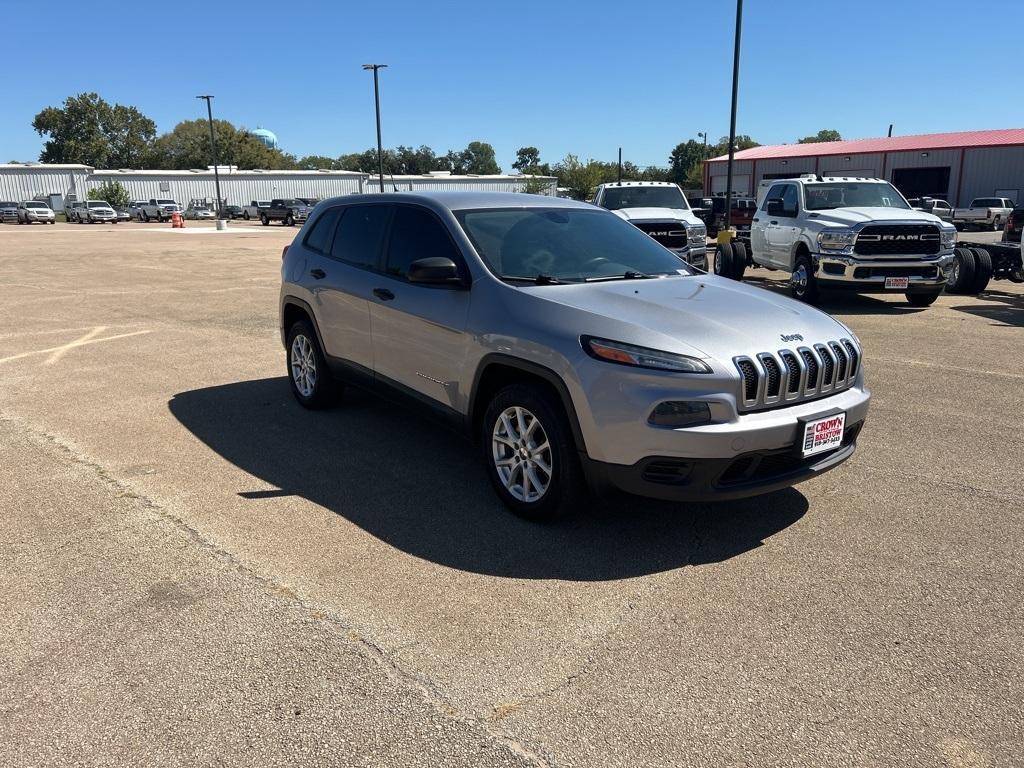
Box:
left=947, top=247, right=976, bottom=294
left=261, top=215, right=269, bottom=226
left=906, top=290, right=942, bottom=307
left=244, top=211, right=250, bottom=220
left=481, top=383, right=584, bottom=522
left=790, top=254, right=819, bottom=303
left=714, top=243, right=734, bottom=277
left=730, top=241, right=748, bottom=281
left=969, top=247, right=993, bottom=293
left=991, top=218, right=1001, bottom=231
left=285, top=213, right=294, bottom=226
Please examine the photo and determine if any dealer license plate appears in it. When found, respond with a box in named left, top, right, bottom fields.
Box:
left=801, top=412, right=846, bottom=457
left=884, top=276, right=909, bottom=290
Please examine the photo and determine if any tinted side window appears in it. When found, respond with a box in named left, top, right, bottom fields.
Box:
left=385, top=206, right=459, bottom=279
left=304, top=207, right=341, bottom=253
left=330, top=205, right=389, bottom=268
left=781, top=185, right=799, bottom=215
left=762, top=185, right=784, bottom=209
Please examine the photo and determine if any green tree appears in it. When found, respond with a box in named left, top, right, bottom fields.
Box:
left=669, top=140, right=706, bottom=185
left=553, top=154, right=605, bottom=201
left=87, top=180, right=130, bottom=208
left=296, top=155, right=339, bottom=170
left=520, top=175, right=551, bottom=194
left=458, top=141, right=501, bottom=174
left=149, top=120, right=295, bottom=170
left=513, top=146, right=542, bottom=173
left=32, top=93, right=157, bottom=168
left=709, top=135, right=760, bottom=157
left=798, top=129, right=842, bottom=144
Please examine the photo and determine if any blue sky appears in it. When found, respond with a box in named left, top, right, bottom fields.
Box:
left=4, top=0, right=1023, bottom=171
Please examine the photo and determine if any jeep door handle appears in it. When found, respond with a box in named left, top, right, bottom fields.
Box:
left=770, top=220, right=778, bottom=225
left=373, top=288, right=395, bottom=301
left=310, top=268, right=326, bottom=279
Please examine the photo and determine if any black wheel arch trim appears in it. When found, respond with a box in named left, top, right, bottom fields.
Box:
left=468, top=353, right=588, bottom=455
left=281, top=296, right=328, bottom=353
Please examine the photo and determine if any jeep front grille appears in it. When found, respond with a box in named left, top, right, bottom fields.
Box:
left=854, top=224, right=940, bottom=256
left=734, top=338, right=860, bottom=411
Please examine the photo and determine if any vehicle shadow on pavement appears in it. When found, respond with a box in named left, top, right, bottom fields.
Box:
left=951, top=289, right=1024, bottom=327
left=169, top=378, right=807, bottom=581
left=739, top=276, right=936, bottom=315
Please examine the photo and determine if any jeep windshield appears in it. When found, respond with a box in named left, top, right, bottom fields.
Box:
left=804, top=182, right=910, bottom=211
left=601, top=187, right=688, bottom=210
left=456, top=208, right=696, bottom=283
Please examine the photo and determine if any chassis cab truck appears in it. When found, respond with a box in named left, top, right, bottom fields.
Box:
left=746, top=175, right=957, bottom=307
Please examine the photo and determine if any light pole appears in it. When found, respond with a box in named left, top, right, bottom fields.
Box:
left=195, top=95, right=223, bottom=220
left=724, top=0, right=743, bottom=231
left=697, top=131, right=707, bottom=158
left=362, top=64, right=388, bottom=193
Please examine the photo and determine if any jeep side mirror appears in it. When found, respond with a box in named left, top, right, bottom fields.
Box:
left=408, top=257, right=464, bottom=286
left=766, top=199, right=785, bottom=217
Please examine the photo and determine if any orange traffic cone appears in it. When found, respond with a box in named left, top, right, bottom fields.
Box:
left=171, top=211, right=184, bottom=228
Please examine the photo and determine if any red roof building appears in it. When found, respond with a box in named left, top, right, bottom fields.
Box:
left=703, top=128, right=1024, bottom=206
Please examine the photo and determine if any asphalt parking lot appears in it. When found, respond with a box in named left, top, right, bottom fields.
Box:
left=1, top=221, right=1022, bottom=767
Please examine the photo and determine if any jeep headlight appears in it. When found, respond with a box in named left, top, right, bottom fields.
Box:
left=817, top=229, right=856, bottom=251
left=940, top=227, right=957, bottom=250
left=581, top=336, right=712, bottom=374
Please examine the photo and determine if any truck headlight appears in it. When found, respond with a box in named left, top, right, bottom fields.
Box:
left=581, top=336, right=712, bottom=373
left=940, top=227, right=957, bottom=250
left=817, top=229, right=856, bottom=251
left=688, top=224, right=706, bottom=242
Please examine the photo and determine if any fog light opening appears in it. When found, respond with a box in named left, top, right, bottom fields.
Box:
left=648, top=401, right=712, bottom=428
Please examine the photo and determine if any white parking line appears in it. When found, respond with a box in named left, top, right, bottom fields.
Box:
left=0, top=329, right=152, bottom=365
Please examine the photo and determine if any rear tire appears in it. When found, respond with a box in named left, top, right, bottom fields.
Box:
left=730, top=241, right=748, bottom=281
left=947, top=247, right=976, bottom=294
left=285, top=320, right=337, bottom=410
left=968, top=247, right=993, bottom=293
left=244, top=211, right=250, bottom=220
left=714, top=243, right=734, bottom=278
left=906, top=290, right=941, bottom=307
left=991, top=218, right=1001, bottom=231
left=285, top=213, right=294, bottom=226
left=790, top=253, right=819, bottom=303
left=481, top=383, right=584, bottom=522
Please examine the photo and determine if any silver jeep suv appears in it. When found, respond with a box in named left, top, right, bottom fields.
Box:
left=280, top=192, right=870, bottom=519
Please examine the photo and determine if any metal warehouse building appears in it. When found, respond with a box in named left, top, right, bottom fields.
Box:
left=704, top=128, right=1024, bottom=206
left=0, top=164, right=556, bottom=209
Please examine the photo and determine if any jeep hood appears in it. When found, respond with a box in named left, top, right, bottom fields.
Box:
left=523, top=275, right=850, bottom=363
left=612, top=208, right=701, bottom=225
left=808, top=207, right=945, bottom=227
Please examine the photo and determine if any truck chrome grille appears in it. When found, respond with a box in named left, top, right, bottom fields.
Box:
left=734, top=338, right=860, bottom=412
left=854, top=224, right=940, bottom=256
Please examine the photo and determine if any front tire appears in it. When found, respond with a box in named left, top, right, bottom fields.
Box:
left=713, top=243, right=733, bottom=277
left=790, top=253, right=819, bottom=303
left=286, top=320, right=336, bottom=409
left=261, top=215, right=269, bottom=226
left=481, top=384, right=584, bottom=521
left=285, top=213, right=294, bottom=226
left=947, top=247, right=976, bottom=294
left=243, top=211, right=250, bottom=220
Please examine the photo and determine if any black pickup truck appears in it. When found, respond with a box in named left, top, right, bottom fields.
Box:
left=260, top=199, right=311, bottom=226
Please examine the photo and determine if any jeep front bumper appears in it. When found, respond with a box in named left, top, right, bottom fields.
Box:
left=813, top=252, right=953, bottom=291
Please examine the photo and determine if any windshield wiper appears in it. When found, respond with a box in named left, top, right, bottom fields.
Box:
left=584, top=271, right=659, bottom=282
left=502, top=274, right=567, bottom=285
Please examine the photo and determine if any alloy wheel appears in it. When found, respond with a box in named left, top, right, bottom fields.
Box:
left=290, top=334, right=317, bottom=398
left=492, top=406, right=553, bottom=503
left=792, top=263, right=808, bottom=296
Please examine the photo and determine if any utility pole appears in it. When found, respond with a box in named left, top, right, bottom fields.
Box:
left=618, top=147, right=622, bottom=183
left=362, top=64, right=388, bottom=193
left=724, top=0, right=743, bottom=231
left=195, top=95, right=223, bottom=219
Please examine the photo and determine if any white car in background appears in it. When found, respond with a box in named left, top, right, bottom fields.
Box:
left=17, top=200, right=56, bottom=224
left=80, top=201, right=118, bottom=224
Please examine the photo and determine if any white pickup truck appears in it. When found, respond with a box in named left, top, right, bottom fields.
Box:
left=952, top=197, right=1014, bottom=231
left=591, top=182, right=707, bottom=270
left=734, top=174, right=956, bottom=307
left=243, top=200, right=271, bottom=221
left=139, top=198, right=182, bottom=222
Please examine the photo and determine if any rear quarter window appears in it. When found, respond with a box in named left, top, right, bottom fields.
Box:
left=303, top=207, right=342, bottom=254
left=329, top=205, right=390, bottom=269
